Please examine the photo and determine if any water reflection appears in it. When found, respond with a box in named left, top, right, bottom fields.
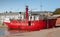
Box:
left=0, top=28, right=5, bottom=36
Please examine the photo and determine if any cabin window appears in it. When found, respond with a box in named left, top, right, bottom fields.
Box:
left=29, top=16, right=31, bottom=21
left=31, top=16, right=34, bottom=20
left=18, top=15, right=24, bottom=20
left=35, top=16, right=39, bottom=20
left=34, top=16, right=35, bottom=20
left=29, top=16, right=39, bottom=20
left=21, top=15, right=24, bottom=20
left=29, top=16, right=34, bottom=21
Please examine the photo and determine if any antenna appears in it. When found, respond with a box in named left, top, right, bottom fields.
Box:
left=40, top=0, right=43, bottom=11
left=25, top=0, right=28, bottom=6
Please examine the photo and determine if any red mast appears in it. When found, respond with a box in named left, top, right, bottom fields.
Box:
left=26, top=6, right=28, bottom=20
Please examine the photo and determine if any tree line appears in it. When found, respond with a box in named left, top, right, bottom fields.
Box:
left=53, top=8, right=60, bottom=15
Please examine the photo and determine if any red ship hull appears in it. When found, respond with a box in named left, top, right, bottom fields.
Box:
left=4, top=20, right=45, bottom=30
left=4, top=19, right=57, bottom=31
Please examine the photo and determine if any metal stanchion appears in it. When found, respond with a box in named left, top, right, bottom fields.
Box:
left=47, top=18, right=49, bottom=29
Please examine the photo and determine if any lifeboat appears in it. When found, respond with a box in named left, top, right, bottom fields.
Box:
left=3, top=6, right=57, bottom=31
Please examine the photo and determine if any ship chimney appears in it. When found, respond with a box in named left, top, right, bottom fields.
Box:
left=26, top=6, right=28, bottom=20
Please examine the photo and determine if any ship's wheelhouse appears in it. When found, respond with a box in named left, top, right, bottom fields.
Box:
left=18, top=14, right=40, bottom=21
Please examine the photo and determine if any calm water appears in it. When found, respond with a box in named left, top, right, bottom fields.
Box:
left=0, top=28, right=31, bottom=36
left=0, top=28, right=5, bottom=36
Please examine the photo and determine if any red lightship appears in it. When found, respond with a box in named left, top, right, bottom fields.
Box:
left=3, top=6, right=57, bottom=31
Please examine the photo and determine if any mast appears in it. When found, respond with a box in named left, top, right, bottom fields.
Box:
left=40, top=0, right=43, bottom=11
left=26, top=6, right=28, bottom=20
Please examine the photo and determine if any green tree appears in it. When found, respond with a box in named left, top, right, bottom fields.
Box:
left=53, top=8, right=60, bottom=15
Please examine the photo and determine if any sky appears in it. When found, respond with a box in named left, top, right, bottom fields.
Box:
left=0, top=0, right=60, bottom=12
